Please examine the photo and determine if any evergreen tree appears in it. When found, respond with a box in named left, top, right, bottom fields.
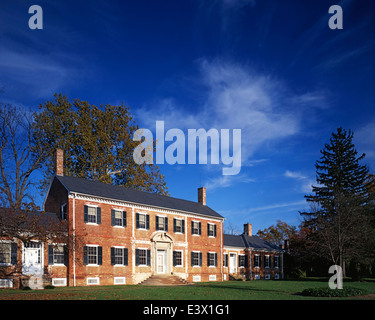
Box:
left=301, top=127, right=375, bottom=275
left=305, top=127, right=371, bottom=215
left=33, top=93, right=168, bottom=196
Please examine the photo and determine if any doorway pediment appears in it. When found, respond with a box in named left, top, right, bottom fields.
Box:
left=151, top=231, right=174, bottom=243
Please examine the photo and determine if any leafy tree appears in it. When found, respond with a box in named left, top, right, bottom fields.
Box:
left=256, top=220, right=297, bottom=246
left=33, top=93, right=168, bottom=195
left=301, top=127, right=375, bottom=276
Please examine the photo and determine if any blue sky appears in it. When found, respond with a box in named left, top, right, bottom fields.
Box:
left=1, top=0, right=374, bottom=234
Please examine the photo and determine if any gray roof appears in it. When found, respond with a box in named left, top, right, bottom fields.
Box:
left=224, top=233, right=283, bottom=252
left=55, top=175, right=223, bottom=219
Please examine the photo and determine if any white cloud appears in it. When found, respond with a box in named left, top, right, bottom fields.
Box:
left=134, top=59, right=329, bottom=183
left=284, top=170, right=307, bottom=180
left=204, top=174, right=255, bottom=191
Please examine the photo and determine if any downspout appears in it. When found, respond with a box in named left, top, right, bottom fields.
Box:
left=220, top=219, right=223, bottom=281
left=249, top=248, right=252, bottom=280
left=72, top=192, right=76, bottom=287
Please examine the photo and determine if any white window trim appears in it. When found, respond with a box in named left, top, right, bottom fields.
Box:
left=137, top=247, right=149, bottom=267
left=265, top=255, right=270, bottom=268
left=254, top=254, right=260, bottom=268
left=274, top=255, right=279, bottom=268
left=137, top=213, right=148, bottom=230
left=86, top=244, right=99, bottom=266
left=113, top=209, right=125, bottom=228
left=191, top=221, right=201, bottom=236
left=86, top=205, right=99, bottom=225
left=239, top=254, right=246, bottom=268
left=192, top=250, right=201, bottom=267
left=112, top=246, right=126, bottom=267
left=207, top=223, right=216, bottom=238
left=174, top=250, right=183, bottom=267
left=174, top=218, right=184, bottom=234
left=0, top=240, right=13, bottom=266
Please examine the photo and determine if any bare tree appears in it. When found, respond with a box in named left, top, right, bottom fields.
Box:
left=0, top=104, right=48, bottom=209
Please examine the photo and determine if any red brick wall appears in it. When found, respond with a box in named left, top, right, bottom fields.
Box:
left=66, top=196, right=223, bottom=286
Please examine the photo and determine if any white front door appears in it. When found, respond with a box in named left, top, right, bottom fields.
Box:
left=229, top=253, right=237, bottom=273
left=23, top=242, right=43, bottom=275
left=157, top=250, right=167, bottom=274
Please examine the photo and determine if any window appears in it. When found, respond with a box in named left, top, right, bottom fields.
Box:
left=223, top=254, right=228, bottom=267
left=111, top=210, right=126, bottom=227
left=191, top=251, right=202, bottom=267
left=111, top=247, right=128, bottom=265
left=135, top=249, right=150, bottom=266
left=61, top=203, right=67, bottom=220
left=207, top=223, right=217, bottom=237
left=173, top=218, right=185, bottom=233
left=48, top=245, right=66, bottom=265
left=274, top=255, right=279, bottom=268
left=136, top=213, right=149, bottom=229
left=265, top=255, right=270, bottom=268
left=83, top=245, right=102, bottom=265
left=156, top=216, right=168, bottom=231
left=0, top=242, right=12, bottom=265
left=191, top=221, right=201, bottom=235
left=207, top=252, right=217, bottom=267
left=173, top=251, right=183, bottom=267
left=239, top=255, right=245, bottom=268
left=254, top=254, right=260, bottom=268
left=84, top=205, right=101, bottom=224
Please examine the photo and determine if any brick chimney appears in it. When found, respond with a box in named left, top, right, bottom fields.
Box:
left=243, top=223, right=252, bottom=236
left=198, top=187, right=206, bottom=206
left=54, top=149, right=64, bottom=176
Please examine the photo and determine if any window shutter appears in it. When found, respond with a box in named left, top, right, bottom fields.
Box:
left=165, top=217, right=168, bottom=231
left=11, top=242, right=17, bottom=265
left=111, top=247, right=115, bottom=265
left=98, top=246, right=102, bottom=265
left=182, top=220, right=185, bottom=233
left=96, top=207, right=101, bottom=224
left=111, top=210, right=115, bottom=226
left=83, top=246, right=88, bottom=265
left=84, top=205, right=88, bottom=223
left=191, top=252, right=194, bottom=266
left=64, top=246, right=68, bottom=266
left=173, top=251, right=176, bottom=266
left=215, top=253, right=218, bottom=267
left=245, top=255, right=248, bottom=268
left=207, top=223, right=210, bottom=236
left=136, top=213, right=139, bottom=229
left=207, top=253, right=210, bottom=266
left=146, top=215, right=150, bottom=230
left=173, top=219, right=176, bottom=232
left=135, top=249, right=139, bottom=266
left=199, top=252, right=202, bottom=266
left=48, top=245, right=54, bottom=265
left=124, top=248, right=128, bottom=266
left=122, top=211, right=127, bottom=227
left=191, top=222, right=194, bottom=234
left=147, top=250, right=151, bottom=266
left=214, top=225, right=217, bottom=237
left=198, top=222, right=202, bottom=235
left=156, top=216, right=159, bottom=230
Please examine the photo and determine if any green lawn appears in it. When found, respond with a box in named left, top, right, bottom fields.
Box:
left=1, top=279, right=375, bottom=300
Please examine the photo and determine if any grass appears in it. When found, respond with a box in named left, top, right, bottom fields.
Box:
left=1, top=279, right=375, bottom=300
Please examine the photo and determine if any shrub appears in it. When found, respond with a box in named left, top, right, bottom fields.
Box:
left=301, top=287, right=366, bottom=297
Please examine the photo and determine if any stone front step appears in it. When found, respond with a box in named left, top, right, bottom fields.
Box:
left=139, top=274, right=191, bottom=286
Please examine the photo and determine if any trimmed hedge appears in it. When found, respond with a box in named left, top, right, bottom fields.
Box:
left=301, top=287, right=367, bottom=297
